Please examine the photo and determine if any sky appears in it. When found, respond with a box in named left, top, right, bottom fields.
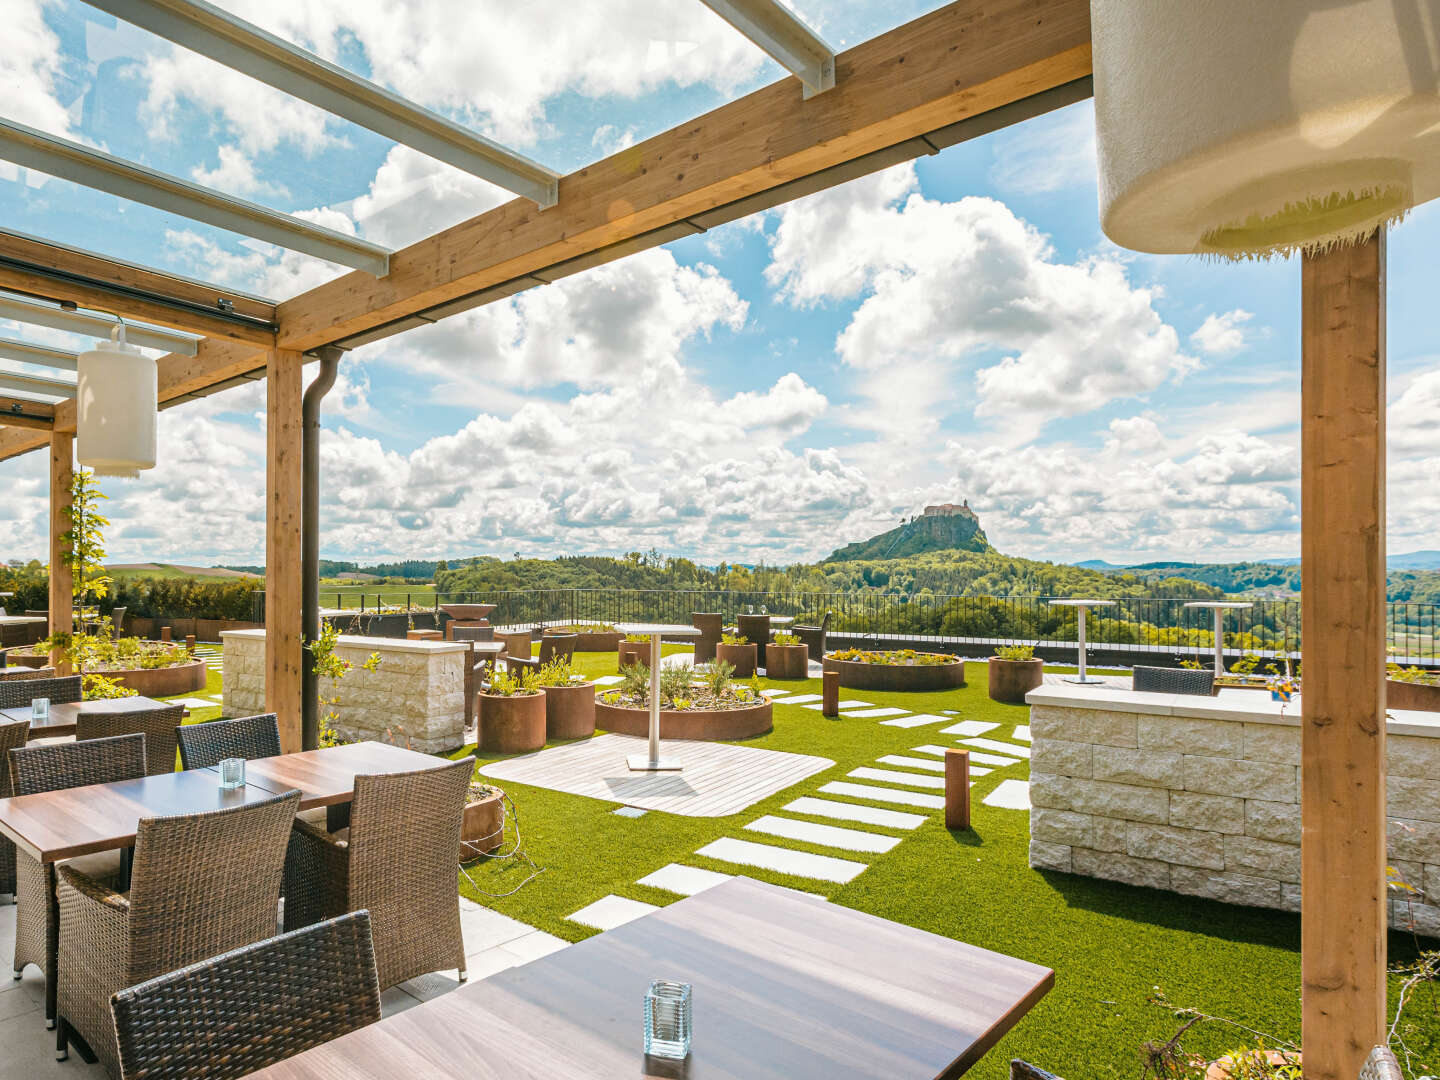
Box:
left=0, top=0, right=1436, bottom=569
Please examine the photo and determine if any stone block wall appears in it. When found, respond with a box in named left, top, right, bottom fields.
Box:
left=221, top=630, right=467, bottom=753
left=1029, top=699, right=1440, bottom=934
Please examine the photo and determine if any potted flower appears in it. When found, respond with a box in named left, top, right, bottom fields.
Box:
left=988, top=644, right=1043, bottom=703
left=478, top=668, right=546, bottom=754
left=618, top=633, right=653, bottom=672
left=461, top=782, right=505, bottom=861
left=534, top=656, right=597, bottom=740
left=765, top=632, right=808, bottom=679
left=715, top=632, right=756, bottom=678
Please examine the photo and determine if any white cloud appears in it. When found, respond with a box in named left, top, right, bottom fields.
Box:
left=190, top=145, right=286, bottom=199
left=1391, top=370, right=1440, bottom=456
left=2, top=0, right=77, bottom=136
left=349, top=146, right=510, bottom=249
left=1103, top=415, right=1166, bottom=456
left=1190, top=309, right=1255, bottom=356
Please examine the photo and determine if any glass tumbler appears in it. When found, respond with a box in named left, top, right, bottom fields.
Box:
left=218, top=757, right=246, bottom=790
left=644, top=980, right=692, bottom=1060
left=31, top=697, right=49, bottom=722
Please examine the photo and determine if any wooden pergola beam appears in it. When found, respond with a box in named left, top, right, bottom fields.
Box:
left=276, top=0, right=1091, bottom=351
left=0, top=396, right=54, bottom=430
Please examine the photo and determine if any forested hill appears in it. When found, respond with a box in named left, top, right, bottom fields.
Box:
left=825, top=512, right=992, bottom=562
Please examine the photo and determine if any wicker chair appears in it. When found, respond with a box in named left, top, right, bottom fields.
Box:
left=9, top=733, right=148, bottom=1029
left=176, top=713, right=280, bottom=770
left=506, top=632, right=576, bottom=674
left=0, top=665, right=56, bottom=681
left=56, top=788, right=302, bottom=1073
left=452, top=626, right=495, bottom=643
left=76, top=703, right=184, bottom=777
left=1132, top=665, right=1216, bottom=696
left=736, top=614, right=773, bottom=659
left=794, top=610, right=831, bottom=659
left=1360, top=1047, right=1404, bottom=1080
left=691, top=612, right=723, bottom=665
left=110, top=910, right=381, bottom=1080
left=0, top=674, right=81, bottom=710
left=0, top=720, right=28, bottom=900
left=1011, top=1062, right=1063, bottom=1080
left=283, top=758, right=472, bottom=991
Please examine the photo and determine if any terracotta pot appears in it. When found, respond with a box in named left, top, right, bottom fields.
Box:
left=618, top=640, right=653, bottom=672
left=1388, top=678, right=1440, bottom=712
left=479, top=692, right=546, bottom=754
left=460, top=790, right=505, bottom=861
left=595, top=698, right=772, bottom=740
left=715, top=641, right=756, bottom=678
left=765, top=643, right=809, bottom=679
left=988, top=657, right=1043, bottom=703
left=543, top=681, right=597, bottom=739
left=822, top=653, right=966, bottom=692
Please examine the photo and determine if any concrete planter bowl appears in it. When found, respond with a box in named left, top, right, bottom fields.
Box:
left=460, top=787, right=505, bottom=862
left=1389, top=678, right=1440, bottom=711
left=479, top=692, right=546, bottom=754
left=987, top=657, right=1043, bottom=703
left=543, top=682, right=597, bottom=740
left=765, top=643, right=809, bottom=679
left=715, top=641, right=757, bottom=678
left=823, top=653, right=967, bottom=692
left=547, top=628, right=622, bottom=652
left=595, top=698, right=772, bottom=741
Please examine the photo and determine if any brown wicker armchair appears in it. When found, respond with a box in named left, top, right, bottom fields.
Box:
left=0, top=674, right=81, bottom=710
left=794, top=610, right=831, bottom=659
left=76, top=704, right=184, bottom=777
left=506, top=632, right=576, bottom=674
left=283, top=758, right=472, bottom=991
left=176, top=712, right=281, bottom=770
left=55, top=788, right=301, bottom=1073
left=110, top=910, right=381, bottom=1080
left=0, top=666, right=56, bottom=682
left=9, top=733, right=148, bottom=1029
left=0, top=719, right=28, bottom=900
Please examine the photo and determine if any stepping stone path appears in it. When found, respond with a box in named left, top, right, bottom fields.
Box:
left=1013, top=725, right=1032, bottom=742
left=983, top=778, right=1032, bottom=810
left=837, top=700, right=875, bottom=709
left=637, top=864, right=733, bottom=896
left=783, top=797, right=925, bottom=830
left=959, top=737, right=1032, bottom=759
left=877, top=754, right=945, bottom=772
left=849, top=767, right=946, bottom=790
left=695, top=837, right=867, bottom=884
left=592, top=675, right=625, bottom=686
left=819, top=781, right=946, bottom=809
left=878, top=713, right=949, bottom=728
left=939, top=720, right=998, bottom=737
left=844, top=707, right=909, bottom=718
left=964, top=751, right=1022, bottom=767
left=744, top=815, right=900, bottom=854
left=612, top=806, right=647, bottom=818
left=760, top=688, right=792, bottom=698
left=567, top=895, right=659, bottom=930
left=781, top=694, right=824, bottom=704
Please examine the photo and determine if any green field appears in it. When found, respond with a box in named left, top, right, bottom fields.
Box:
left=316, top=580, right=438, bottom=609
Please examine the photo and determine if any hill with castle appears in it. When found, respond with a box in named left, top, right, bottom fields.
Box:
left=824, top=501, right=994, bottom=562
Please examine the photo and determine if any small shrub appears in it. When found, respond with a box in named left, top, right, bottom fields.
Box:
left=623, top=632, right=651, bottom=643
left=701, top=659, right=734, bottom=697
left=534, top=656, right=586, bottom=687
left=488, top=668, right=541, bottom=697
left=995, top=644, right=1035, bottom=662
left=81, top=673, right=137, bottom=700
left=619, top=662, right=649, bottom=697
left=658, top=665, right=693, bottom=705
left=772, top=632, right=800, bottom=646
left=721, top=632, right=749, bottom=645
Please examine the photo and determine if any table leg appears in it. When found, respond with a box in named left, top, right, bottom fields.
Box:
left=117, top=846, right=133, bottom=893
left=1064, top=607, right=1103, bottom=684
left=628, top=633, right=681, bottom=771
left=1214, top=608, right=1225, bottom=675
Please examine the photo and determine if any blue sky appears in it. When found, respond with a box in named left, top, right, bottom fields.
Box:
left=0, top=0, right=1436, bottom=568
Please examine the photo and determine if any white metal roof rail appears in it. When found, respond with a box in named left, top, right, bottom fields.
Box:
left=89, top=0, right=561, bottom=208
left=0, top=369, right=77, bottom=399
left=697, top=0, right=836, bottom=97
left=0, top=291, right=201, bottom=355
left=0, top=337, right=79, bottom=372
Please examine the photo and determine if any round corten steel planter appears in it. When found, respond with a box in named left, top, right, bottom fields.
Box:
left=822, top=654, right=966, bottom=692
left=479, top=692, right=546, bottom=754
left=1388, top=678, right=1440, bottom=712
left=543, top=682, right=597, bottom=740
left=618, top=641, right=652, bottom=671
left=715, top=642, right=756, bottom=678
left=987, top=657, right=1043, bottom=703
left=595, top=699, right=772, bottom=740
left=549, top=629, right=621, bottom=652
left=765, top=643, right=809, bottom=679
left=460, top=790, right=504, bottom=861
left=100, top=658, right=207, bottom=696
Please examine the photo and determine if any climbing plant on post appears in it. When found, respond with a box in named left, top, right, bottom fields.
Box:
left=52, top=468, right=114, bottom=674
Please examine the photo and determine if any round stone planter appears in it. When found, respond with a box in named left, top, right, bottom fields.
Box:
left=618, top=641, right=652, bottom=671
left=987, top=657, right=1043, bottom=703
left=543, top=681, right=597, bottom=739
left=460, top=789, right=505, bottom=861
left=822, top=654, right=966, bottom=692
left=548, top=628, right=621, bottom=652
left=765, top=643, right=809, bottom=679
left=1388, top=678, right=1440, bottom=712
left=595, top=698, right=772, bottom=740
left=715, top=641, right=757, bottom=678
left=479, top=692, right=546, bottom=754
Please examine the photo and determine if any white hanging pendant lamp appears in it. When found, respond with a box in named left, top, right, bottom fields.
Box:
left=76, top=320, right=157, bottom=477
left=1091, top=0, right=1440, bottom=258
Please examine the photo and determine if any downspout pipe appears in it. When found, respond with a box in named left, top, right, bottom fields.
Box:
left=301, top=346, right=342, bottom=751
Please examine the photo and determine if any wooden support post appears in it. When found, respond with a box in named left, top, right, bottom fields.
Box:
left=822, top=670, right=840, bottom=717
left=1300, top=231, right=1387, bottom=1080
left=47, top=432, right=73, bottom=675
left=945, top=749, right=971, bottom=830
left=266, top=348, right=305, bottom=753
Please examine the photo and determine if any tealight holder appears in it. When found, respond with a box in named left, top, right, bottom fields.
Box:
left=218, top=757, right=246, bottom=790
left=644, top=980, right=692, bottom=1060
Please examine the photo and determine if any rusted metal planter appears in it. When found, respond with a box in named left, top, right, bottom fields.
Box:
left=618, top=640, right=652, bottom=671
left=987, top=657, right=1043, bottom=703
left=479, top=692, right=546, bottom=754
left=460, top=788, right=505, bottom=861
left=765, top=643, right=809, bottom=679
left=822, top=654, right=966, bottom=692
left=543, top=681, right=597, bottom=740
left=1388, top=678, right=1440, bottom=711
left=595, top=698, right=772, bottom=740
left=715, top=641, right=757, bottom=678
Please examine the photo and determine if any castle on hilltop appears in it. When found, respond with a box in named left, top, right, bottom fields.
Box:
left=922, top=500, right=978, bottom=522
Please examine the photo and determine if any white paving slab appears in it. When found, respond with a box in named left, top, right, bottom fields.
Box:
left=612, top=806, right=647, bottom=818
left=567, top=895, right=660, bottom=930
left=637, top=863, right=734, bottom=896
left=879, top=713, right=950, bottom=728
left=592, top=675, right=625, bottom=686
left=1013, top=725, right=1032, bottom=742
left=969, top=766, right=992, bottom=776
left=845, top=707, right=910, bottom=718
left=836, top=700, right=875, bottom=709
left=760, top=688, right=793, bottom=698
left=780, top=693, right=823, bottom=704
left=939, top=720, right=999, bottom=737
left=959, top=737, right=1032, bottom=759
left=961, top=751, right=1021, bottom=767
left=168, top=696, right=217, bottom=709
left=941, top=710, right=958, bottom=715
left=911, top=744, right=955, bottom=757
left=696, top=837, right=867, bottom=884
left=818, top=781, right=946, bottom=809
left=783, top=796, right=926, bottom=830
left=983, top=779, right=1032, bottom=810
left=745, top=814, right=900, bottom=854
left=849, top=767, right=946, bottom=789
left=877, top=754, right=945, bottom=772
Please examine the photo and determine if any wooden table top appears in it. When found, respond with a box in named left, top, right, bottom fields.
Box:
left=0, top=696, right=172, bottom=740
left=217, top=741, right=454, bottom=809
left=243, top=878, right=1054, bottom=1080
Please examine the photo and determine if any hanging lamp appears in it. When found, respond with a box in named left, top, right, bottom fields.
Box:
left=76, top=319, right=156, bottom=477
left=1091, top=0, right=1440, bottom=258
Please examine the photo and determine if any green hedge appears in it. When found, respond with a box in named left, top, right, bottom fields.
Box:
left=111, top=577, right=257, bottom=621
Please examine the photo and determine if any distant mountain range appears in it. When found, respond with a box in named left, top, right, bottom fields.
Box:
left=1076, top=550, right=1440, bottom=572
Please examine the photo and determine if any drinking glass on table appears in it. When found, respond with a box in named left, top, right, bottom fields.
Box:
left=644, top=980, right=692, bottom=1060
left=31, top=697, right=49, bottom=722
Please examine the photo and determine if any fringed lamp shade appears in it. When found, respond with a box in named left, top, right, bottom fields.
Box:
left=76, top=329, right=156, bottom=478
left=1092, top=0, right=1440, bottom=258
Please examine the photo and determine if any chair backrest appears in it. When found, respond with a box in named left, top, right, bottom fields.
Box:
left=0, top=666, right=56, bottom=682
left=110, top=607, right=127, bottom=637
left=0, top=720, right=28, bottom=800
left=9, top=732, right=148, bottom=796
left=127, top=789, right=301, bottom=983
left=177, top=713, right=281, bottom=770
left=1132, top=665, right=1216, bottom=696
left=0, top=674, right=82, bottom=709
left=112, top=910, right=381, bottom=1080
left=1359, top=1047, right=1403, bottom=1080
left=537, top=633, right=577, bottom=666
left=452, top=625, right=495, bottom=642
left=77, top=704, right=185, bottom=777
left=821, top=610, right=832, bottom=632
left=1011, top=1061, right=1064, bottom=1080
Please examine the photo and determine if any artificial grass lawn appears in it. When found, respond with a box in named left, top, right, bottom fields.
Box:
left=454, top=650, right=1440, bottom=1079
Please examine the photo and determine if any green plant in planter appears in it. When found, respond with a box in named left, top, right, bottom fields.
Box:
left=658, top=664, right=692, bottom=705
left=534, top=656, right=587, bottom=687
left=721, top=632, right=749, bottom=645
left=1390, top=662, right=1440, bottom=685
left=772, top=632, right=800, bottom=646
left=619, top=662, right=649, bottom=697
left=995, top=644, right=1035, bottom=662
left=623, top=633, right=651, bottom=643
left=701, top=659, right=734, bottom=697
left=488, top=667, right=541, bottom=697
left=81, top=673, right=137, bottom=700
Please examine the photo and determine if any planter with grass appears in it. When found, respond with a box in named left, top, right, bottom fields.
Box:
left=765, top=633, right=808, bottom=679
left=479, top=669, right=546, bottom=754
left=1389, top=668, right=1440, bottom=712
left=535, top=657, right=597, bottom=739
left=715, top=634, right=756, bottom=678
left=988, top=644, right=1043, bottom=703
left=546, top=624, right=622, bottom=652
left=460, top=783, right=505, bottom=861
left=823, top=648, right=966, bottom=692
left=595, top=660, right=771, bottom=740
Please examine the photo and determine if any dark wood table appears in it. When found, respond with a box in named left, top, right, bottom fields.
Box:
left=214, top=741, right=454, bottom=811
left=0, top=695, right=173, bottom=741
left=243, top=878, right=1054, bottom=1080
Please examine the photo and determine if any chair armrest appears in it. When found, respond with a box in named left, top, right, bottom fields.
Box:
left=57, top=863, right=130, bottom=913
left=291, top=815, right=344, bottom=848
